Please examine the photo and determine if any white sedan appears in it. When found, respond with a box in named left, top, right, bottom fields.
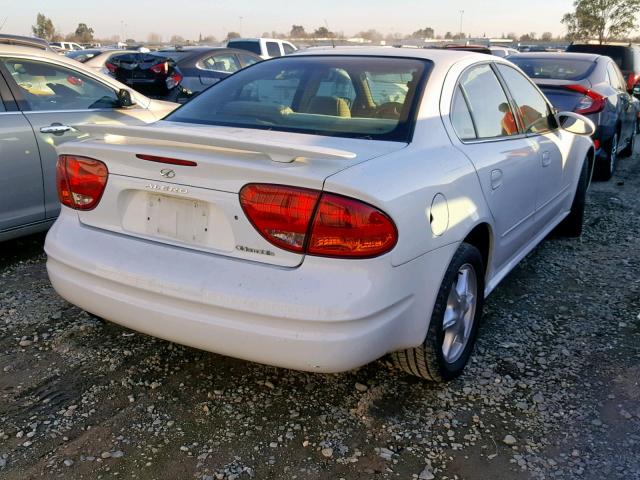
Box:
left=45, top=48, right=595, bottom=381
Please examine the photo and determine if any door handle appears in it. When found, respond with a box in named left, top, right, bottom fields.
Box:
left=40, top=124, right=74, bottom=135
left=490, top=169, right=503, bottom=190
left=541, top=151, right=551, bottom=167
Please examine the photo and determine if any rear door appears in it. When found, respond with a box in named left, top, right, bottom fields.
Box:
left=0, top=70, right=44, bottom=231
left=0, top=56, right=159, bottom=220
left=449, top=63, right=540, bottom=269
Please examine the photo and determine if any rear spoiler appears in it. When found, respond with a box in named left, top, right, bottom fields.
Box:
left=75, top=124, right=357, bottom=163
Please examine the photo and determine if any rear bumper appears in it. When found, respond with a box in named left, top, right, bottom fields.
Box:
left=45, top=210, right=455, bottom=372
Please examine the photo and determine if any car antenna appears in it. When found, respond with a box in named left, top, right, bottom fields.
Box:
left=324, top=19, right=335, bottom=48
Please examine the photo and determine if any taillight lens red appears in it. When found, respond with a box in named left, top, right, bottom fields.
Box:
left=627, top=72, right=640, bottom=92
left=105, top=62, right=117, bottom=74
left=565, top=84, right=606, bottom=115
left=239, top=184, right=398, bottom=258
left=56, top=155, right=108, bottom=211
left=150, top=62, right=168, bottom=75
left=166, top=71, right=183, bottom=89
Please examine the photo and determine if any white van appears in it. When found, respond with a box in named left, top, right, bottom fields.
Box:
left=226, top=38, right=297, bottom=60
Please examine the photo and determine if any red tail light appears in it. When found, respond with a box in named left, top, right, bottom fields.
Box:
left=240, top=184, right=398, bottom=258
left=150, top=62, right=168, bottom=75
left=56, top=155, right=108, bottom=211
left=166, top=71, right=183, bottom=89
left=565, top=84, right=605, bottom=115
left=105, top=62, right=117, bottom=74
left=627, top=72, right=640, bottom=92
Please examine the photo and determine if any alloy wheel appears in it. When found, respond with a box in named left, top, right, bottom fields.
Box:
left=442, top=263, right=478, bottom=363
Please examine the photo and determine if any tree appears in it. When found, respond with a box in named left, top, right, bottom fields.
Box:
left=412, top=27, right=435, bottom=39
left=562, top=0, right=640, bottom=43
left=313, top=26, right=333, bottom=38
left=31, top=13, right=56, bottom=41
left=290, top=25, right=306, bottom=38
left=169, top=35, right=185, bottom=45
left=506, top=32, right=517, bottom=40
left=201, top=35, right=217, bottom=44
left=520, top=32, right=537, bottom=42
left=356, top=29, right=383, bottom=42
left=444, top=31, right=453, bottom=39
left=147, top=32, right=162, bottom=44
left=226, top=31, right=241, bottom=41
left=541, top=31, right=554, bottom=41
left=74, top=23, right=94, bottom=43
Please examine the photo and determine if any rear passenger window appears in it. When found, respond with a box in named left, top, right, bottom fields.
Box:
left=497, top=64, right=556, bottom=134
left=266, top=42, right=282, bottom=57
left=238, top=54, right=259, bottom=67
left=283, top=43, right=296, bottom=55
left=458, top=64, right=517, bottom=138
left=607, top=62, right=625, bottom=91
left=451, top=86, right=476, bottom=140
left=200, top=54, right=240, bottom=73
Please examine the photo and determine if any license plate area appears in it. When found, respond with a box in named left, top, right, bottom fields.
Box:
left=146, top=194, right=209, bottom=245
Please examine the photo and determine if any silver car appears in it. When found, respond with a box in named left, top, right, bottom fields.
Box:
left=0, top=36, right=177, bottom=241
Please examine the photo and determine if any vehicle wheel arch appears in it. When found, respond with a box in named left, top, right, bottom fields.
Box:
left=461, top=222, right=493, bottom=279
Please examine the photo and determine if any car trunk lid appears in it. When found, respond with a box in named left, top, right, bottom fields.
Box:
left=534, top=78, right=593, bottom=112
left=62, top=121, right=405, bottom=267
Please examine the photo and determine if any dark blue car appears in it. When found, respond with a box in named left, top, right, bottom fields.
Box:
left=154, top=47, right=261, bottom=102
left=509, top=52, right=638, bottom=180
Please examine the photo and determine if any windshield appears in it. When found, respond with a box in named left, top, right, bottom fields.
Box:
left=66, top=49, right=101, bottom=62
left=154, top=50, right=199, bottom=62
left=166, top=55, right=430, bottom=141
left=509, top=57, right=596, bottom=80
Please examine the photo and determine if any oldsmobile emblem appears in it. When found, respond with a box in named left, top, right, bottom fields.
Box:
left=160, top=169, right=176, bottom=179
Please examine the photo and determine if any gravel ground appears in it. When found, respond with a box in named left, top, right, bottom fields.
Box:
left=1, top=151, right=639, bottom=480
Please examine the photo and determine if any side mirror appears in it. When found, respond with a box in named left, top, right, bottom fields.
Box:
left=557, top=111, right=596, bottom=136
left=117, top=88, right=136, bottom=108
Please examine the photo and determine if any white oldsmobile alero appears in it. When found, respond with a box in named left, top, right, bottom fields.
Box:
left=45, top=47, right=596, bottom=382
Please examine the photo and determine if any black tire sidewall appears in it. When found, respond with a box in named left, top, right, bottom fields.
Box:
left=427, top=243, right=485, bottom=380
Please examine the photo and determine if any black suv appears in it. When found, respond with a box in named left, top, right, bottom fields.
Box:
left=566, top=43, right=640, bottom=94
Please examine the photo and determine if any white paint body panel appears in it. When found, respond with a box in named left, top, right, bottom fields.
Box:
left=46, top=48, right=593, bottom=372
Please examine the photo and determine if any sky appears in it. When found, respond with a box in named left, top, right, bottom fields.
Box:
left=1, top=0, right=576, bottom=41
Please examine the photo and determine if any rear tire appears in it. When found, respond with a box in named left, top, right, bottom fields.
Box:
left=595, top=132, right=618, bottom=180
left=391, top=243, right=485, bottom=382
left=556, top=158, right=588, bottom=237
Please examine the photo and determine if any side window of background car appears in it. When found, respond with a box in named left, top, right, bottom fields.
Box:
left=283, top=43, right=296, bottom=55
left=497, top=64, right=555, bottom=134
left=266, top=42, right=282, bottom=57
left=238, top=54, right=259, bottom=67
left=607, top=62, right=624, bottom=91
left=0, top=58, right=118, bottom=111
left=450, top=85, right=476, bottom=140
left=458, top=64, right=518, bottom=138
left=200, top=54, right=240, bottom=73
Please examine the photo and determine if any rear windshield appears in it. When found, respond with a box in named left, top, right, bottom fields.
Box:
left=154, top=50, right=198, bottom=62
left=509, top=57, right=596, bottom=80
left=566, top=45, right=632, bottom=70
left=227, top=41, right=261, bottom=55
left=166, top=55, right=430, bottom=142
left=65, top=49, right=101, bottom=62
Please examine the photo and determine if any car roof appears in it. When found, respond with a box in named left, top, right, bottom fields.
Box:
left=508, top=52, right=602, bottom=61
left=290, top=46, right=481, bottom=62
left=228, top=38, right=288, bottom=43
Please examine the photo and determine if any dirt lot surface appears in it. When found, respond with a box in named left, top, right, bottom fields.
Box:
left=1, top=152, right=639, bottom=480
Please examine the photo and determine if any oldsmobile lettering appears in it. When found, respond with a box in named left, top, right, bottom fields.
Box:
left=145, top=183, right=188, bottom=194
